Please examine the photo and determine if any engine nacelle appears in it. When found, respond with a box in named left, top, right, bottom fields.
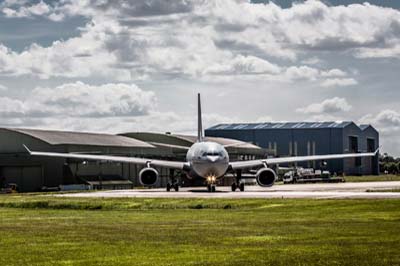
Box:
left=256, top=168, right=276, bottom=187
left=139, top=167, right=159, bottom=186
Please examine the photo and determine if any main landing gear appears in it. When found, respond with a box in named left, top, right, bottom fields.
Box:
left=231, top=182, right=244, bottom=192
left=166, top=169, right=179, bottom=192
left=231, top=169, right=245, bottom=192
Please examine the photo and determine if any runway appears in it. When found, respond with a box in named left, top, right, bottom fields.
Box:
left=60, top=181, right=400, bottom=199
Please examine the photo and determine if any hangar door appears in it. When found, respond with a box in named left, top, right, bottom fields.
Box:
left=1, top=166, right=43, bottom=192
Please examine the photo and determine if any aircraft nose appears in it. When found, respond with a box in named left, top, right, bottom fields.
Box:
left=207, top=155, right=219, bottom=163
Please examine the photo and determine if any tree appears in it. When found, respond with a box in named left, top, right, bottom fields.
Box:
left=386, top=162, right=399, bottom=174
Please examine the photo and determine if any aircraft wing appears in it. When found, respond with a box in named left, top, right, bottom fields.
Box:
left=23, top=145, right=187, bottom=170
left=229, top=150, right=378, bottom=170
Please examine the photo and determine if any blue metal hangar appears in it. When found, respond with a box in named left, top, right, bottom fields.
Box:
left=205, top=121, right=379, bottom=176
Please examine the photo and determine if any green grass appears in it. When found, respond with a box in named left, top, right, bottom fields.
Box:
left=0, top=196, right=400, bottom=266
left=344, top=174, right=400, bottom=182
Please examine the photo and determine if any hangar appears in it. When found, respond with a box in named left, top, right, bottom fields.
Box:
left=205, top=121, right=379, bottom=176
left=0, top=128, right=264, bottom=192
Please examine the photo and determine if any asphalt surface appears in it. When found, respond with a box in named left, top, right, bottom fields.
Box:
left=60, top=181, right=400, bottom=199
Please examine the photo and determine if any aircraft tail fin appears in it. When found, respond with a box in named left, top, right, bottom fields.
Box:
left=197, top=93, right=204, bottom=142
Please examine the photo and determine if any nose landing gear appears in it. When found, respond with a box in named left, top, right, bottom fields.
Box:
left=206, top=175, right=217, bottom=192
left=207, top=184, right=216, bottom=192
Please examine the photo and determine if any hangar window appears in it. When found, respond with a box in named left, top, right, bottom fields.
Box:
left=310, top=123, right=322, bottom=128
left=216, top=124, right=229, bottom=130
left=272, top=123, right=285, bottom=129
left=234, top=124, right=247, bottom=129
left=254, top=124, right=267, bottom=129
left=292, top=123, right=306, bottom=128
left=328, top=122, right=337, bottom=128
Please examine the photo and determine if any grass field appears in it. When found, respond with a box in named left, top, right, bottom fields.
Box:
left=0, top=196, right=400, bottom=266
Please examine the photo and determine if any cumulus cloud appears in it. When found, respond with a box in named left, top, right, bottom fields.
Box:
left=0, top=0, right=398, bottom=81
left=360, top=110, right=400, bottom=134
left=0, top=82, right=156, bottom=118
left=359, top=110, right=400, bottom=156
left=297, top=97, right=352, bottom=114
left=0, top=81, right=239, bottom=134
left=0, top=20, right=130, bottom=80
left=0, top=0, right=66, bottom=21
left=203, top=55, right=281, bottom=76
left=284, top=66, right=354, bottom=84
left=320, top=78, right=358, bottom=87
left=355, top=44, right=400, bottom=59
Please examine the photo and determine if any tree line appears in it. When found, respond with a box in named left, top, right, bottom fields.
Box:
left=380, top=153, right=400, bottom=174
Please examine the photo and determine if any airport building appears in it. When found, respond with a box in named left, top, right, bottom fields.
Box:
left=205, top=121, right=379, bottom=176
left=0, top=128, right=264, bottom=192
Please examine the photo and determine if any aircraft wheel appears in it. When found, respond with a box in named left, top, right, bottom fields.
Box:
left=166, top=183, right=171, bottom=192
left=231, top=183, right=237, bottom=192
left=207, top=184, right=211, bottom=192
left=174, top=183, right=179, bottom=192
left=211, top=185, right=216, bottom=192
left=239, top=183, right=245, bottom=192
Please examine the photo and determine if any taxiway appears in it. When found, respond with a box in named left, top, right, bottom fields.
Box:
left=59, top=181, right=400, bottom=199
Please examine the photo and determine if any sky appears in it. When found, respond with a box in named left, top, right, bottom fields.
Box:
left=0, top=0, right=400, bottom=156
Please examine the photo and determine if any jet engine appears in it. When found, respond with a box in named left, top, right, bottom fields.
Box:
left=139, top=167, right=159, bottom=186
left=256, top=168, right=276, bottom=187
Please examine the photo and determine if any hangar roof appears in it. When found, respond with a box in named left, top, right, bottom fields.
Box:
left=120, top=132, right=262, bottom=152
left=174, top=134, right=261, bottom=149
left=121, top=132, right=260, bottom=149
left=207, top=121, right=355, bottom=130
left=6, top=128, right=154, bottom=148
left=359, top=124, right=372, bottom=131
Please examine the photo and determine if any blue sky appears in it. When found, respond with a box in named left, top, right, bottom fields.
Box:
left=0, top=0, right=400, bottom=155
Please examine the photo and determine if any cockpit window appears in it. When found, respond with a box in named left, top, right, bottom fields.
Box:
left=205, top=151, right=221, bottom=156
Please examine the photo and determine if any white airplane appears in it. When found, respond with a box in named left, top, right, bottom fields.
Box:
left=24, top=94, right=378, bottom=192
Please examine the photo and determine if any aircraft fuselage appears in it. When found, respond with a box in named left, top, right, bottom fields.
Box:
left=186, top=141, right=229, bottom=182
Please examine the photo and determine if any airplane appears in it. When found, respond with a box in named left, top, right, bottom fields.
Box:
left=24, top=93, right=378, bottom=192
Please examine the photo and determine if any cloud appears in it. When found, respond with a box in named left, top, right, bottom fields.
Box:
left=284, top=66, right=353, bottom=84
left=0, top=81, right=237, bottom=134
left=0, top=84, right=7, bottom=91
left=320, top=69, right=347, bottom=78
left=0, top=82, right=156, bottom=118
left=0, top=21, right=130, bottom=80
left=301, top=57, right=322, bottom=65
left=2, top=0, right=52, bottom=18
left=359, top=110, right=400, bottom=156
left=320, top=78, right=358, bottom=87
left=0, top=0, right=398, bottom=81
left=0, top=96, right=25, bottom=117
left=285, top=66, right=320, bottom=81
left=360, top=110, right=400, bottom=134
left=297, top=97, right=352, bottom=114
left=355, top=44, right=400, bottom=59
left=203, top=55, right=281, bottom=76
